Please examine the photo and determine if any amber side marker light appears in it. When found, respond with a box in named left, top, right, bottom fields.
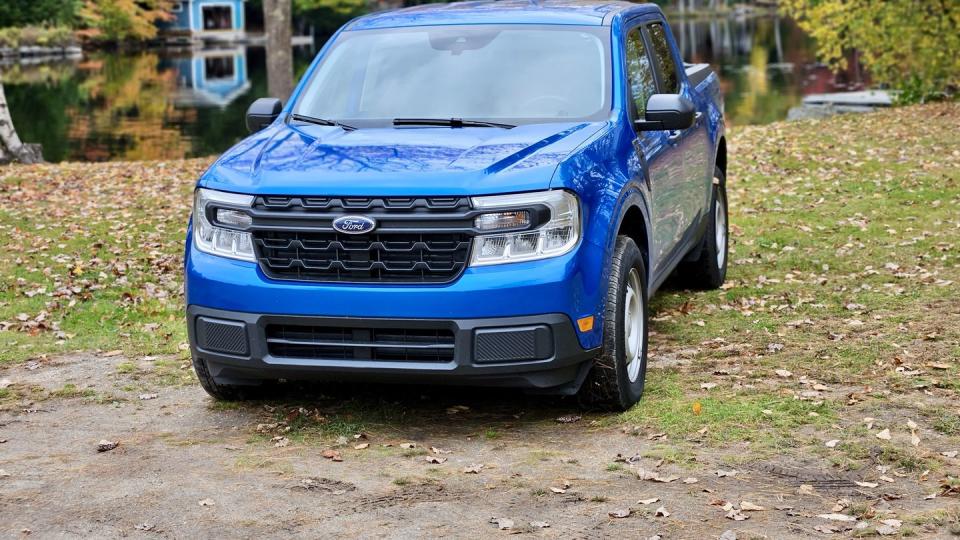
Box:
left=577, top=316, right=594, bottom=332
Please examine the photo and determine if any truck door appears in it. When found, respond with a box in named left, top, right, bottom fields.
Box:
left=623, top=24, right=684, bottom=274
left=646, top=22, right=710, bottom=246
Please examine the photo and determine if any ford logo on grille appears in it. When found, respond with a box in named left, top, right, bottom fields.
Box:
left=332, top=215, right=376, bottom=235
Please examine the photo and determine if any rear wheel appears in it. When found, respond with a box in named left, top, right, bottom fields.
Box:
left=678, top=167, right=728, bottom=289
left=580, top=236, right=649, bottom=410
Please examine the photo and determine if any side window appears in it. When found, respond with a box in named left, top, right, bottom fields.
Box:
left=625, top=28, right=657, bottom=119
left=647, top=23, right=679, bottom=93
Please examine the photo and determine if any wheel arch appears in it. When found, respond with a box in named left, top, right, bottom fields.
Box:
left=715, top=136, right=727, bottom=181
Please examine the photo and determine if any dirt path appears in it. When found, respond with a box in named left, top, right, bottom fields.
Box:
left=2, top=354, right=957, bottom=539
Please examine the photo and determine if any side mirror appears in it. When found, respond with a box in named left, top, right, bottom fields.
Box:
left=635, top=94, right=695, bottom=131
left=246, top=98, right=283, bottom=133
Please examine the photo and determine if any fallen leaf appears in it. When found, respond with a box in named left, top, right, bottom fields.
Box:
left=692, top=402, right=703, bottom=415
left=608, top=508, right=632, bottom=518
left=654, top=506, right=670, bottom=517
left=855, top=481, right=879, bottom=488
left=941, top=451, right=958, bottom=458
left=817, top=513, right=857, bottom=522
left=272, top=436, right=290, bottom=448
left=716, top=469, right=737, bottom=478
left=529, top=521, right=550, bottom=529
left=489, top=517, right=513, bottom=530
left=876, top=428, right=891, bottom=440
left=739, top=501, right=765, bottom=511
left=550, top=487, right=566, bottom=494
left=97, top=439, right=119, bottom=452
left=700, top=382, right=718, bottom=390
left=425, top=456, right=446, bottom=464
left=825, top=439, right=841, bottom=448
left=556, top=414, right=582, bottom=423
left=775, top=369, right=793, bottom=378
left=138, top=393, right=158, bottom=400
left=321, top=449, right=342, bottom=461
left=399, top=442, right=416, bottom=449
left=430, top=446, right=451, bottom=454
left=725, top=509, right=748, bottom=521
left=354, top=443, right=369, bottom=450
left=683, top=477, right=699, bottom=484
left=464, top=463, right=484, bottom=474
left=637, top=497, right=660, bottom=505
left=198, top=498, right=215, bottom=507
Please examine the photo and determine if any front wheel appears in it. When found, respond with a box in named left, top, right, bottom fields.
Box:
left=579, top=236, right=649, bottom=410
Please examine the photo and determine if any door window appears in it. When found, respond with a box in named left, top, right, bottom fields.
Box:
left=647, top=23, right=679, bottom=93
left=625, top=28, right=657, bottom=119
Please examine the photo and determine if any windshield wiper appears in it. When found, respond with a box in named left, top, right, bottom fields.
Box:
left=393, top=118, right=515, bottom=129
left=290, top=113, right=356, bottom=131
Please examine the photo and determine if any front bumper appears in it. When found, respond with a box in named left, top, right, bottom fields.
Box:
left=187, top=305, right=597, bottom=392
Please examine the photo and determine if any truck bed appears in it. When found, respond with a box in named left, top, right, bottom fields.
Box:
left=684, top=63, right=713, bottom=88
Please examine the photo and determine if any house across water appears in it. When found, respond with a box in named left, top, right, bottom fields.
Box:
left=160, top=0, right=247, bottom=42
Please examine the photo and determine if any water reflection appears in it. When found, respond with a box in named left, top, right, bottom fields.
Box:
left=5, top=46, right=314, bottom=163
left=671, top=15, right=869, bottom=125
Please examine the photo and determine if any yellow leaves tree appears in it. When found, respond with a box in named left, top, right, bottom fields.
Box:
left=780, top=0, right=960, bottom=102
left=80, top=0, right=176, bottom=42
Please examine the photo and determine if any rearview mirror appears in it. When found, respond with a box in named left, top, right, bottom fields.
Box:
left=635, top=94, right=695, bottom=131
left=246, top=98, right=283, bottom=133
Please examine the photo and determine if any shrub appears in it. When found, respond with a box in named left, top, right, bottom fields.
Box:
left=0, top=25, right=76, bottom=49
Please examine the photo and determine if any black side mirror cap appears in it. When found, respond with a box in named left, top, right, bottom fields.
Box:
left=246, top=98, right=283, bottom=133
left=635, top=94, right=696, bottom=131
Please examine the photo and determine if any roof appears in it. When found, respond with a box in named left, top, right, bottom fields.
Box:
left=346, top=0, right=659, bottom=30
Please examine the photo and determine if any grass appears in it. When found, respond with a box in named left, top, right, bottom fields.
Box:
left=0, top=104, right=958, bottom=469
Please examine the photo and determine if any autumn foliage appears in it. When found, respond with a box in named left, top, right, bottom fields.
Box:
left=78, top=0, right=176, bottom=42
left=780, top=0, right=960, bottom=101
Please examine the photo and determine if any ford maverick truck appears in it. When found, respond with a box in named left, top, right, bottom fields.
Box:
left=185, top=0, right=727, bottom=409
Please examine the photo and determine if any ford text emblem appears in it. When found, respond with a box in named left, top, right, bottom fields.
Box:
left=332, top=215, right=376, bottom=235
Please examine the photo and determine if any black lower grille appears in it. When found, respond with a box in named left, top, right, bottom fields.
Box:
left=266, top=324, right=456, bottom=362
left=254, top=231, right=471, bottom=283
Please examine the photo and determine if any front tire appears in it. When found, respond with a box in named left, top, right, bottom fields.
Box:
left=580, top=236, right=649, bottom=410
left=192, top=354, right=261, bottom=401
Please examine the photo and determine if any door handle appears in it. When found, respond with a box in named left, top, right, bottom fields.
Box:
left=667, top=130, right=682, bottom=144
left=694, top=112, right=703, bottom=126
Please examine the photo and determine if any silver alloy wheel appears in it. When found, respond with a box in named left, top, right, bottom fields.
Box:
left=715, top=185, right=727, bottom=269
left=623, top=268, right=644, bottom=383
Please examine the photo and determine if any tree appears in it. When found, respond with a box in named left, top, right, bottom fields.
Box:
left=0, top=0, right=79, bottom=27
left=780, top=0, right=960, bottom=101
left=263, top=0, right=294, bottom=100
left=0, top=73, right=43, bottom=163
left=79, top=0, right=176, bottom=42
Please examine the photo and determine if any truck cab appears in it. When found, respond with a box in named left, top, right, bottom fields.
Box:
left=185, top=0, right=727, bottom=410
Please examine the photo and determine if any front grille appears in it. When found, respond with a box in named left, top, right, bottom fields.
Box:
left=249, top=196, right=474, bottom=283
left=266, top=324, right=455, bottom=362
left=255, top=231, right=471, bottom=283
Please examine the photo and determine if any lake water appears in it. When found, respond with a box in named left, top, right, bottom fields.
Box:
left=2, top=13, right=868, bottom=163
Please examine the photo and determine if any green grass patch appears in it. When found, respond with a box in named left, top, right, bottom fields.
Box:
left=621, top=374, right=833, bottom=444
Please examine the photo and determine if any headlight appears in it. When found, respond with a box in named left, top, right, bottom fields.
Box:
left=470, top=190, right=580, bottom=266
left=193, top=188, right=257, bottom=262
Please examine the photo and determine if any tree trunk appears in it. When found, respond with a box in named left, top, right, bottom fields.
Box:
left=263, top=0, right=294, bottom=102
left=0, top=73, right=42, bottom=164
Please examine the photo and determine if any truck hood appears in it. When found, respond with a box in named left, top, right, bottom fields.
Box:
left=200, top=120, right=605, bottom=196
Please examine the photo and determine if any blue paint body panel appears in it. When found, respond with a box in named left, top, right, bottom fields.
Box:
left=185, top=0, right=724, bottom=382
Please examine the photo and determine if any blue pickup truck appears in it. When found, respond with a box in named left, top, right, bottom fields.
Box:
left=185, top=0, right=727, bottom=409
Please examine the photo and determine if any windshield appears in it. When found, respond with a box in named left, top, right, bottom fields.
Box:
left=293, top=25, right=611, bottom=126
